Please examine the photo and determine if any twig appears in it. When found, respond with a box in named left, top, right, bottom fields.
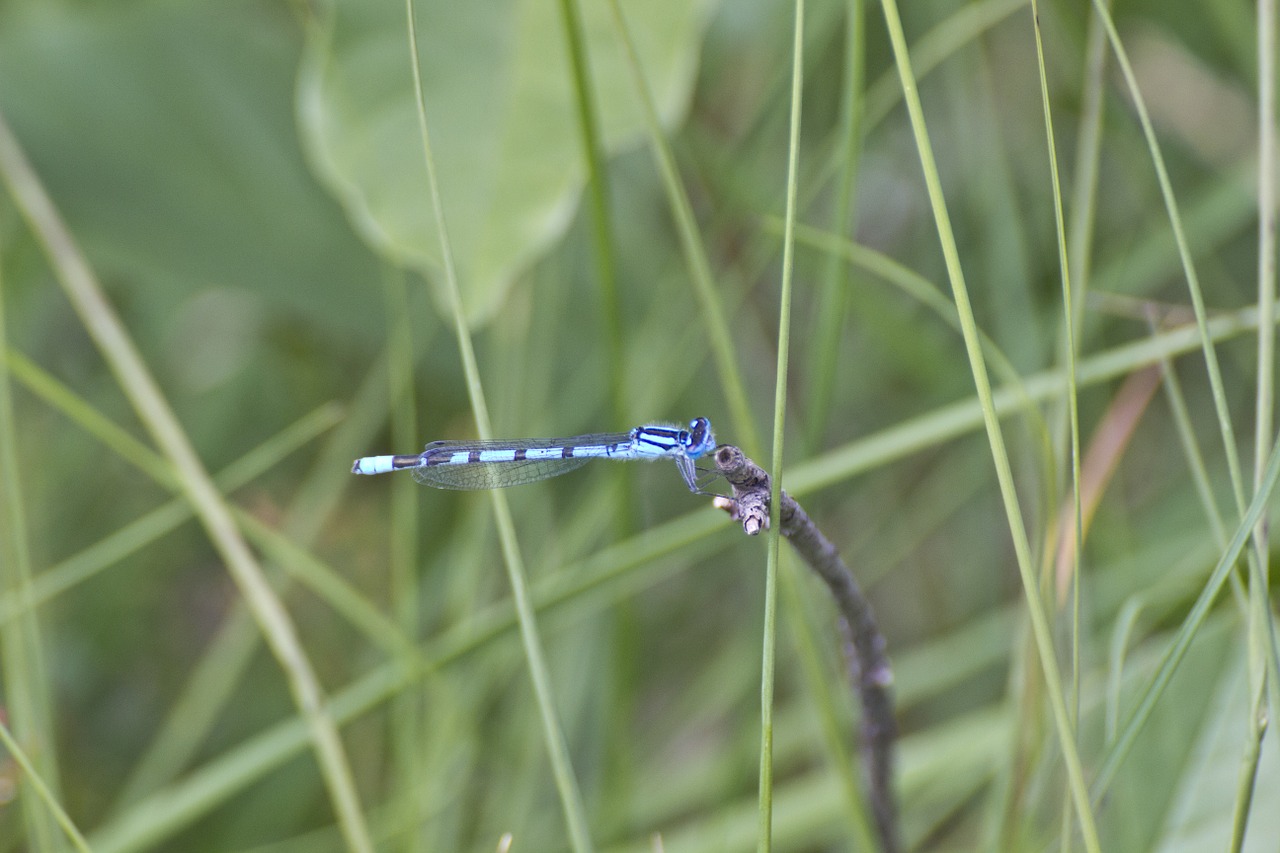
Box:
left=713, top=445, right=899, bottom=853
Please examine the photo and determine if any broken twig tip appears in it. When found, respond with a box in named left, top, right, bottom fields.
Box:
left=711, top=494, right=767, bottom=535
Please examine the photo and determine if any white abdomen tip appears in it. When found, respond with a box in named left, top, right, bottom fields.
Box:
left=352, top=455, right=396, bottom=475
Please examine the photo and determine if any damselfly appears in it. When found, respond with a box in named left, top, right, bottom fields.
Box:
left=352, top=418, right=717, bottom=493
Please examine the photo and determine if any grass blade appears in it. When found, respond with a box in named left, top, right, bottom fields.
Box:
left=404, top=2, right=593, bottom=848
left=875, top=2, right=1101, bottom=847
left=0, top=109, right=375, bottom=853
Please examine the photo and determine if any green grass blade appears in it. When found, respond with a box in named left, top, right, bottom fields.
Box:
left=71, top=347, right=392, bottom=810
left=805, top=0, right=865, bottom=451
left=1031, top=0, right=1087, bottom=839
left=116, top=382, right=382, bottom=808
left=0, top=108, right=375, bottom=853
left=1090, top=0, right=1248, bottom=522
left=404, top=2, right=593, bottom=848
left=236, top=511, right=419, bottom=659
left=1251, top=0, right=1280, bottom=788
left=1089, top=1, right=1280, bottom=828
left=1256, top=0, right=1277, bottom=533
left=862, top=0, right=1025, bottom=134
left=758, top=3, right=806, bottom=847
left=796, top=306, right=1267, bottom=496
left=606, top=0, right=760, bottom=455
left=876, top=2, right=1101, bottom=848
left=1227, top=679, right=1267, bottom=853
left=1065, top=0, right=1109, bottom=332
left=5, top=349, right=175, bottom=488
left=780, top=564, right=879, bottom=849
left=557, top=0, right=637, bottom=540
left=0, top=720, right=89, bottom=853
left=1091, top=426, right=1280, bottom=800
left=558, top=0, right=626, bottom=430
left=382, top=267, right=426, bottom=853
left=0, top=237, right=62, bottom=852
left=784, top=222, right=1037, bottom=401
left=1156, top=342, right=1248, bottom=613
left=83, top=305, right=1280, bottom=851
left=0, top=401, right=342, bottom=625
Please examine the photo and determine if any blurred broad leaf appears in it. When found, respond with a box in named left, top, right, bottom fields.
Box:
left=1153, top=651, right=1280, bottom=853
left=297, top=0, right=718, bottom=326
left=0, top=2, right=384, bottom=343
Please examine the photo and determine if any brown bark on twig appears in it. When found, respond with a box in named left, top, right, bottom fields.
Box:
left=713, top=445, right=899, bottom=853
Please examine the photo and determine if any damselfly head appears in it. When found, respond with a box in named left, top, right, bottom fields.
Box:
left=686, top=417, right=716, bottom=458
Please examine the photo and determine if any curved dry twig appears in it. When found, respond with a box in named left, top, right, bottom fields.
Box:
left=713, top=445, right=898, bottom=853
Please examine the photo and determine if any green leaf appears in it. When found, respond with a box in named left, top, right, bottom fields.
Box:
left=0, top=2, right=384, bottom=341
left=297, top=0, right=718, bottom=326
left=1153, top=652, right=1280, bottom=853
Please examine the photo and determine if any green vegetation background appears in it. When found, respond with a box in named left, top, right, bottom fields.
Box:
left=0, top=0, right=1276, bottom=850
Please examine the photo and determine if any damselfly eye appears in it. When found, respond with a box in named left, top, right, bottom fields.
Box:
left=687, top=417, right=714, bottom=451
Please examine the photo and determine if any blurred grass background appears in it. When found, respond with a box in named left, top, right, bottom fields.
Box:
left=0, top=0, right=1278, bottom=850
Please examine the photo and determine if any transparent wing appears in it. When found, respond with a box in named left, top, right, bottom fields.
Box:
left=410, top=432, right=633, bottom=490
left=412, top=456, right=591, bottom=489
